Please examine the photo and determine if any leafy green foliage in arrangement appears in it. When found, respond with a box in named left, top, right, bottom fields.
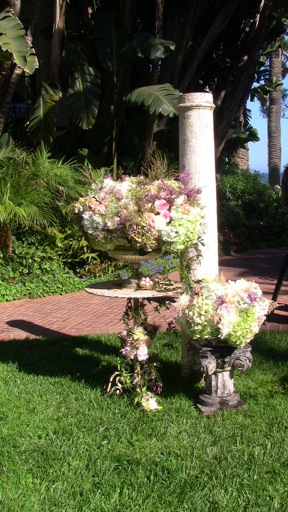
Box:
left=139, top=254, right=179, bottom=277
left=217, top=170, right=288, bottom=254
left=0, top=330, right=287, bottom=510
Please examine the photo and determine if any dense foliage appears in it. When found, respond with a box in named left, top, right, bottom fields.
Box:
left=1, top=1, right=287, bottom=173
left=217, top=170, right=288, bottom=254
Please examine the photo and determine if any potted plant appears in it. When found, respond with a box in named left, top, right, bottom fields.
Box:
left=176, top=276, right=271, bottom=414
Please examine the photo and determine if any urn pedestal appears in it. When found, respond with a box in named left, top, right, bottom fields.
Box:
left=108, top=249, right=161, bottom=290
left=191, top=340, right=253, bottom=415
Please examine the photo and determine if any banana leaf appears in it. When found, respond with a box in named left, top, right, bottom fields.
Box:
left=0, top=8, right=38, bottom=73
left=120, top=32, right=175, bottom=60
left=125, top=84, right=180, bottom=117
left=27, top=82, right=62, bottom=146
left=66, top=64, right=100, bottom=130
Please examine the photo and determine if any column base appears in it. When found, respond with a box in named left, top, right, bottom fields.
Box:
left=196, top=392, right=247, bottom=415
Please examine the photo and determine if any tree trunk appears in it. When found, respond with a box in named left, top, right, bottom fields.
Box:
left=145, top=0, right=165, bottom=150
left=233, top=145, right=250, bottom=171
left=268, top=47, right=282, bottom=186
left=51, top=0, right=67, bottom=81
left=0, top=64, right=23, bottom=135
left=0, top=222, right=13, bottom=257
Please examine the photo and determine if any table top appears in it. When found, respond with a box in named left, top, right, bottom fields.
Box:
left=85, top=280, right=179, bottom=299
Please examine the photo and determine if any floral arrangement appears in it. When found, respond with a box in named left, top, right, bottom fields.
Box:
left=74, top=172, right=204, bottom=255
left=119, top=326, right=152, bottom=361
left=176, top=276, right=271, bottom=348
left=118, top=326, right=163, bottom=411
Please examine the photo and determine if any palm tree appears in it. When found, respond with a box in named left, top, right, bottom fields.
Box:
left=2, top=0, right=288, bottom=175
left=0, top=144, right=90, bottom=257
left=268, top=46, right=282, bottom=186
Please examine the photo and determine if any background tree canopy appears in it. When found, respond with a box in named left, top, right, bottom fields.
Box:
left=0, top=0, right=287, bottom=174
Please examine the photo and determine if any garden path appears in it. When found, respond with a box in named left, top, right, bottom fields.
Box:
left=0, top=247, right=288, bottom=341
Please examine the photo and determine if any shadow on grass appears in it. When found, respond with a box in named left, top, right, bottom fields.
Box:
left=0, top=330, right=119, bottom=390
left=0, top=322, right=190, bottom=399
left=252, top=332, right=288, bottom=364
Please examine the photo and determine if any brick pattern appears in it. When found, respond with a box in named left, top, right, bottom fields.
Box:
left=0, top=248, right=288, bottom=341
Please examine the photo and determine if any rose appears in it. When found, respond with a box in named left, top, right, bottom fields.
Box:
left=160, top=209, right=171, bottom=222
left=154, top=199, right=169, bottom=212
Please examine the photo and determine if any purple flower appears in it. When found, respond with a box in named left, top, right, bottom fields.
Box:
left=248, top=291, right=257, bottom=304
left=215, top=295, right=226, bottom=307
left=179, top=171, right=190, bottom=184
left=182, top=187, right=201, bottom=200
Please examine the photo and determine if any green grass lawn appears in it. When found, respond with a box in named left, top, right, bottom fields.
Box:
left=0, top=330, right=287, bottom=512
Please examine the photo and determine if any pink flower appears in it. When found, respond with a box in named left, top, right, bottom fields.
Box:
left=145, top=213, right=156, bottom=229
left=136, top=344, right=149, bottom=361
left=160, top=209, right=171, bottom=221
left=218, top=303, right=234, bottom=315
left=139, top=277, right=154, bottom=289
left=154, top=199, right=169, bottom=212
left=120, top=344, right=135, bottom=359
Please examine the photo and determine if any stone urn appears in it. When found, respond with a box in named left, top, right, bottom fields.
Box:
left=191, top=339, right=253, bottom=415
left=108, top=249, right=161, bottom=290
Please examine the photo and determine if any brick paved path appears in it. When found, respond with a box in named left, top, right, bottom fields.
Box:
left=1, top=248, right=288, bottom=341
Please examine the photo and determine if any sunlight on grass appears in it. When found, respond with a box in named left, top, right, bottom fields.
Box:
left=0, top=330, right=287, bottom=511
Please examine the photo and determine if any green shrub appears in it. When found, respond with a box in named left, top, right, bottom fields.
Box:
left=217, top=171, right=288, bottom=254
left=0, top=239, right=93, bottom=302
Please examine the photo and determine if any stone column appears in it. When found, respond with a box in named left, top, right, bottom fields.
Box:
left=178, top=92, right=218, bottom=280
left=178, top=92, right=218, bottom=378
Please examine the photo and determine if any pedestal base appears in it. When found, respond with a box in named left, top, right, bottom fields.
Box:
left=196, top=392, right=247, bottom=415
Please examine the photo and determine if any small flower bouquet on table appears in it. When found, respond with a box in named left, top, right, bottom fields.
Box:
left=73, top=172, right=205, bottom=257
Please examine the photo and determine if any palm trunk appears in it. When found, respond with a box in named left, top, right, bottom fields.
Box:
left=0, top=65, right=23, bottom=135
left=268, top=47, right=282, bottom=186
left=145, top=0, right=164, bottom=152
left=233, top=145, right=250, bottom=171
left=51, top=0, right=67, bottom=81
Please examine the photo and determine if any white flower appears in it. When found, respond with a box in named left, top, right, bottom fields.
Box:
left=140, top=392, right=162, bottom=411
left=174, top=194, right=185, bottom=205
left=154, top=215, right=169, bottom=230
